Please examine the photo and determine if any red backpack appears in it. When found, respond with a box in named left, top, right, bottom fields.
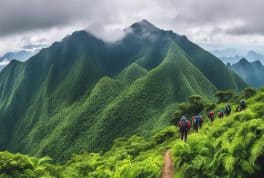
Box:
left=179, top=119, right=191, bottom=129
left=208, top=111, right=214, bottom=118
left=186, top=120, right=191, bottom=129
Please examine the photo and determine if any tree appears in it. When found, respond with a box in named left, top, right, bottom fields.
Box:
left=242, top=87, right=256, bottom=99
left=170, top=95, right=205, bottom=125
left=214, top=90, right=234, bottom=103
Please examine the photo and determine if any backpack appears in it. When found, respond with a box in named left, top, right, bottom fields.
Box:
left=194, top=116, right=200, bottom=125
left=179, top=119, right=190, bottom=130
left=208, top=112, right=214, bottom=118
left=186, top=120, right=191, bottom=129
left=240, top=100, right=246, bottom=108
left=179, top=119, right=187, bottom=128
left=219, top=111, right=224, bottom=117
left=199, top=116, right=203, bottom=123
left=225, top=105, right=231, bottom=113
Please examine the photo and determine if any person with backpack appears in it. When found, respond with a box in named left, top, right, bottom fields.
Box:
left=178, top=116, right=191, bottom=141
left=198, top=115, right=203, bottom=128
left=218, top=110, right=224, bottom=118
left=225, top=104, right=232, bottom=116
left=208, top=111, right=215, bottom=122
left=192, top=115, right=203, bottom=132
left=238, top=99, right=247, bottom=111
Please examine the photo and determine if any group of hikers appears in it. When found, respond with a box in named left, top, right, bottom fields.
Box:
left=177, top=99, right=247, bottom=141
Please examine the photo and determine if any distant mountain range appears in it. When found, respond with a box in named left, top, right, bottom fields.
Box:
left=213, top=50, right=264, bottom=64
left=0, top=19, right=247, bottom=161
left=246, top=50, right=264, bottom=62
left=0, top=50, right=35, bottom=70
left=228, top=58, right=264, bottom=88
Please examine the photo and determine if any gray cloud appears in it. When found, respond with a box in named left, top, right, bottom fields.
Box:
left=1, top=0, right=264, bottom=37
left=1, top=0, right=264, bottom=55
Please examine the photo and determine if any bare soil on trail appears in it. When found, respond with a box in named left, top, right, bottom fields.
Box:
left=161, top=150, right=174, bottom=178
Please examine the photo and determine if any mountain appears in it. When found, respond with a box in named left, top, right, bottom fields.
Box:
left=229, top=58, right=264, bottom=88
left=0, top=20, right=248, bottom=161
left=0, top=50, right=35, bottom=70
left=217, top=50, right=264, bottom=65
left=246, top=50, right=264, bottom=63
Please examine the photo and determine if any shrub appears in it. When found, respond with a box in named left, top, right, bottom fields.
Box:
left=214, top=90, right=235, bottom=103
left=152, top=126, right=177, bottom=144
left=171, top=95, right=205, bottom=124
left=242, top=87, right=257, bottom=99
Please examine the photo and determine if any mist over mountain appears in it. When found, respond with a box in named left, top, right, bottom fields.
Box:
left=211, top=48, right=241, bottom=58
left=0, top=50, right=35, bottom=70
left=246, top=50, right=264, bottom=63
left=229, top=58, right=264, bottom=88
left=0, top=20, right=247, bottom=161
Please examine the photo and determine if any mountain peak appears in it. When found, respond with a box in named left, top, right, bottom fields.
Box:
left=252, top=60, right=262, bottom=66
left=128, top=19, right=159, bottom=33
left=238, top=58, right=250, bottom=65
left=138, top=19, right=156, bottom=26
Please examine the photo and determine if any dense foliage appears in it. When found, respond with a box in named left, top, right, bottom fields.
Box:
left=1, top=89, right=263, bottom=178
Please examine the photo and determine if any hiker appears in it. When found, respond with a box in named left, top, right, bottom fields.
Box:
left=192, top=115, right=203, bottom=132
left=237, top=99, right=247, bottom=111
left=225, top=104, right=232, bottom=116
left=218, top=110, right=224, bottom=118
left=199, top=115, right=203, bottom=128
left=208, top=111, right=215, bottom=122
left=178, top=116, right=191, bottom=141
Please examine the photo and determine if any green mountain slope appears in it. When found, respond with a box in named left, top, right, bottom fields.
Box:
left=230, top=58, right=264, bottom=88
left=170, top=34, right=248, bottom=90
left=0, top=20, right=247, bottom=161
left=1, top=88, right=263, bottom=178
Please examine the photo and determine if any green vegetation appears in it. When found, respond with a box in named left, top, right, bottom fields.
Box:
left=1, top=89, right=263, bottom=177
left=171, top=95, right=206, bottom=125
left=0, top=20, right=248, bottom=162
left=214, top=90, right=235, bottom=103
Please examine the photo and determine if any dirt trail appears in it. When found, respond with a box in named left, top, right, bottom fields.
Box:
left=161, top=150, right=174, bottom=178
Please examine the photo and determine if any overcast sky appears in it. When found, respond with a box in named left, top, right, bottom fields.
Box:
left=0, top=0, right=264, bottom=56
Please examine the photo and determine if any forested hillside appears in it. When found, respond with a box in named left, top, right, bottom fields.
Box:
left=0, top=20, right=248, bottom=162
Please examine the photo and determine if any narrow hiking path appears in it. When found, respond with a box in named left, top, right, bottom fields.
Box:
left=161, top=150, right=174, bottom=178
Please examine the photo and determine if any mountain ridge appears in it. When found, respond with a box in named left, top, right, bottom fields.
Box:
left=229, top=58, right=264, bottom=88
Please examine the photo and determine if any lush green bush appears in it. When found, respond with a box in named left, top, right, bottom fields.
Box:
left=214, top=90, right=235, bottom=103
left=0, top=151, right=59, bottom=178
left=242, top=87, right=257, bottom=99
left=171, top=95, right=205, bottom=124
left=152, top=126, right=178, bottom=144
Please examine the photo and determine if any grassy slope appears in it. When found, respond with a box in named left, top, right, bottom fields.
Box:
left=1, top=89, right=263, bottom=178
